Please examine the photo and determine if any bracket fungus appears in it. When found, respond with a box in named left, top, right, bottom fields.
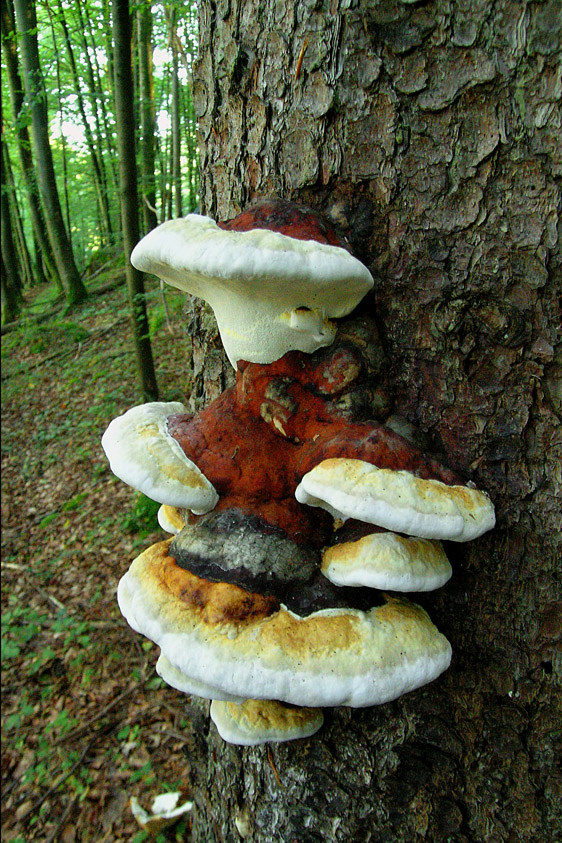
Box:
left=210, top=699, right=324, bottom=746
left=103, top=199, right=495, bottom=746
left=130, top=204, right=373, bottom=367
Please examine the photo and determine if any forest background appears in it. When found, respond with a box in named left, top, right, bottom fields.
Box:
left=2, top=0, right=198, bottom=322
left=3, top=0, right=203, bottom=841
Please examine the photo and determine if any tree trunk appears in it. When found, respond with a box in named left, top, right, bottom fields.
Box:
left=1, top=177, right=23, bottom=323
left=173, top=2, right=562, bottom=841
left=1, top=0, right=56, bottom=287
left=45, top=0, right=73, bottom=245
left=1, top=130, right=34, bottom=289
left=137, top=0, right=159, bottom=233
left=74, top=0, right=120, bottom=235
left=111, top=0, right=158, bottom=402
left=1, top=257, right=21, bottom=325
left=53, top=0, right=113, bottom=242
left=165, top=3, right=183, bottom=216
left=99, top=0, right=120, bottom=205
left=13, top=0, right=87, bottom=307
left=174, top=2, right=198, bottom=210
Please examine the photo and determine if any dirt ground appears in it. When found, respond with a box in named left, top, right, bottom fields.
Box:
left=2, top=277, right=201, bottom=842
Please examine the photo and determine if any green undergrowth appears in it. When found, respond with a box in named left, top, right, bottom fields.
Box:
left=1, top=320, right=90, bottom=358
left=1, top=258, right=196, bottom=842
left=2, top=269, right=189, bottom=411
left=122, top=493, right=163, bottom=543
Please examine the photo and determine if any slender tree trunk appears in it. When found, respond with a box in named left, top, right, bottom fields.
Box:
left=137, top=0, right=159, bottom=232
left=2, top=133, right=34, bottom=288
left=74, top=0, right=119, bottom=236
left=154, top=62, right=170, bottom=220
left=13, top=0, right=87, bottom=307
left=177, top=3, right=198, bottom=210
left=165, top=4, right=182, bottom=216
left=185, top=83, right=197, bottom=211
left=171, top=52, right=182, bottom=217
left=185, top=96, right=194, bottom=209
left=99, top=0, right=119, bottom=204
left=1, top=257, right=21, bottom=325
left=72, top=0, right=115, bottom=238
left=111, top=0, right=158, bottom=402
left=31, top=232, right=49, bottom=287
left=1, top=182, right=23, bottom=323
left=160, top=121, right=173, bottom=221
left=1, top=0, right=56, bottom=287
left=166, top=130, right=173, bottom=219
left=45, top=0, right=72, bottom=245
left=52, top=0, right=112, bottom=242
left=170, top=2, right=562, bottom=841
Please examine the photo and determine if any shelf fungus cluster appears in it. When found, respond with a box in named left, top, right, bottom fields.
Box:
left=102, top=200, right=496, bottom=746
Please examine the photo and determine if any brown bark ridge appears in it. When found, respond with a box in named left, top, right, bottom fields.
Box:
left=170, top=2, right=561, bottom=841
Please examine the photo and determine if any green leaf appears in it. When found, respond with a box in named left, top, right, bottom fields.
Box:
left=1, top=639, right=21, bottom=661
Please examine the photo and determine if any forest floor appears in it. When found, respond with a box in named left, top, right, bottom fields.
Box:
left=1, top=264, right=199, bottom=843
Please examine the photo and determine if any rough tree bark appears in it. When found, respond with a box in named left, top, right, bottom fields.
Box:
left=171, top=2, right=561, bottom=841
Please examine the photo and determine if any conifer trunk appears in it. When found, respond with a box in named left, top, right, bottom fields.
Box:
left=175, top=2, right=561, bottom=841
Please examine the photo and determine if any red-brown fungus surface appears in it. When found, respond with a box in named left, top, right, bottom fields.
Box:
left=167, top=201, right=463, bottom=545
left=167, top=346, right=463, bottom=546
left=218, top=198, right=352, bottom=248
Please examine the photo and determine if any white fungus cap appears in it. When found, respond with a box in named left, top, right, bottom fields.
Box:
left=322, top=533, right=452, bottom=592
left=130, top=215, right=374, bottom=367
left=296, top=459, right=496, bottom=542
left=156, top=653, right=246, bottom=702
left=157, top=504, right=185, bottom=535
left=101, top=402, right=218, bottom=514
left=117, top=540, right=452, bottom=709
left=210, top=699, right=324, bottom=746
